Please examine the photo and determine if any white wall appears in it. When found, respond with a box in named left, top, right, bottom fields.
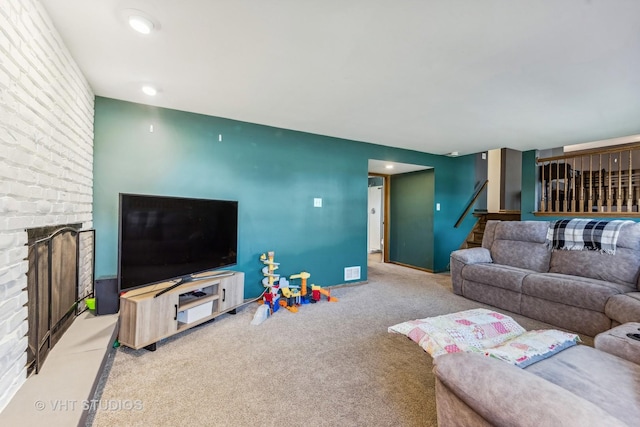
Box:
left=0, top=0, right=94, bottom=412
left=487, top=149, right=501, bottom=212
left=368, top=185, right=382, bottom=252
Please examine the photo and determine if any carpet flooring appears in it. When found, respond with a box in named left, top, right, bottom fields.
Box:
left=88, top=259, right=591, bottom=427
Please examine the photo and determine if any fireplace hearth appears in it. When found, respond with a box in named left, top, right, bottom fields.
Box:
left=25, top=225, right=95, bottom=374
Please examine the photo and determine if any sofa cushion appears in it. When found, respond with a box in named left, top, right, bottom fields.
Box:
left=549, top=247, right=640, bottom=287
left=463, top=280, right=522, bottom=313
left=434, top=351, right=630, bottom=427
left=520, top=295, right=612, bottom=337
left=494, top=220, right=549, bottom=243
left=525, top=345, right=640, bottom=426
left=615, top=220, right=640, bottom=251
left=461, top=263, right=530, bottom=292
left=481, top=220, right=499, bottom=249
left=490, top=221, right=551, bottom=272
left=548, top=221, right=640, bottom=288
left=491, top=240, right=551, bottom=273
left=522, top=273, right=628, bottom=312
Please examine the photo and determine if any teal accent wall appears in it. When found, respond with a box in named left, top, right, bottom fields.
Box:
left=433, top=153, right=479, bottom=270
left=389, top=170, right=435, bottom=270
left=93, top=97, right=478, bottom=297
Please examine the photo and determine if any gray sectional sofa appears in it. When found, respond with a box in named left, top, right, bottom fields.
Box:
left=436, top=220, right=640, bottom=426
left=433, top=341, right=640, bottom=426
left=450, top=220, right=640, bottom=336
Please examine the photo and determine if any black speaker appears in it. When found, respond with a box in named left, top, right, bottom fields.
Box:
left=95, top=277, right=119, bottom=315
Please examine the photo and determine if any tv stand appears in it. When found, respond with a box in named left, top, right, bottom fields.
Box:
left=118, top=271, right=244, bottom=350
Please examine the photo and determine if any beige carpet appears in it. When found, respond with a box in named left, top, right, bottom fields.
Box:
left=88, top=260, right=592, bottom=427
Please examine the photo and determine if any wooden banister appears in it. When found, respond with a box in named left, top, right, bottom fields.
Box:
left=536, top=144, right=640, bottom=217
left=454, top=180, right=489, bottom=228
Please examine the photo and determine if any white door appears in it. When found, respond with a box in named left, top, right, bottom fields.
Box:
left=368, top=186, right=383, bottom=252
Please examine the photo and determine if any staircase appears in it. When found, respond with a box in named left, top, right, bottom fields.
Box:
left=462, top=211, right=521, bottom=249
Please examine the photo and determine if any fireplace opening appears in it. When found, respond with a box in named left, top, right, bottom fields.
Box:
left=25, top=225, right=95, bottom=375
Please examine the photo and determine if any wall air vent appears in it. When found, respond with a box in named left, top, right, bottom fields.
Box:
left=344, top=266, right=361, bottom=281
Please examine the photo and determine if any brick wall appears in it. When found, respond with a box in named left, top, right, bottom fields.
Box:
left=0, top=0, right=94, bottom=412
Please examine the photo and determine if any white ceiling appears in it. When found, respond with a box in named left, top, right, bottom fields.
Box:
left=41, top=0, right=640, bottom=156
left=368, top=159, right=431, bottom=175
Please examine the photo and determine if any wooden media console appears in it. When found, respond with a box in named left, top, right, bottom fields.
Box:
left=118, top=271, right=244, bottom=350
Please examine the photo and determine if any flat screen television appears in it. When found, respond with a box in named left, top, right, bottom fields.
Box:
left=117, top=193, right=238, bottom=293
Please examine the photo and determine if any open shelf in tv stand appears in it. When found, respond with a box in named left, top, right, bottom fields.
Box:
left=118, top=271, right=244, bottom=351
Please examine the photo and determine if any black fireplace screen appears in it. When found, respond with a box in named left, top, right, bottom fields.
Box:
left=26, top=226, right=95, bottom=374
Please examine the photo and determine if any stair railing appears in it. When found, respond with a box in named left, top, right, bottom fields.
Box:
left=537, top=142, right=640, bottom=216
left=454, top=180, right=489, bottom=228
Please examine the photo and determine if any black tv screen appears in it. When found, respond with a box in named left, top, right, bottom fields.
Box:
left=117, top=193, right=238, bottom=292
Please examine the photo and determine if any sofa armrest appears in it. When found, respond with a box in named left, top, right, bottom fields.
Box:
left=605, top=292, right=640, bottom=326
left=450, top=247, right=493, bottom=265
left=433, top=352, right=627, bottom=427
left=595, top=322, right=640, bottom=365
left=449, top=248, right=492, bottom=295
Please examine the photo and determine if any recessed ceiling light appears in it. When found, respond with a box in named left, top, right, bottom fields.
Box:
left=142, top=85, right=157, bottom=96
left=129, top=14, right=154, bottom=34
left=385, top=164, right=394, bottom=169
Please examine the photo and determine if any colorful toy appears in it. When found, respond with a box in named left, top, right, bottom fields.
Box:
left=251, top=304, right=270, bottom=325
left=289, top=272, right=310, bottom=299
left=252, top=252, right=338, bottom=325
left=259, top=251, right=281, bottom=314
left=260, top=251, right=280, bottom=287
left=289, top=271, right=338, bottom=303
left=311, top=284, right=338, bottom=302
left=277, top=275, right=299, bottom=312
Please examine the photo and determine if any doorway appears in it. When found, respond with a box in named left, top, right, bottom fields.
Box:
left=368, top=175, right=385, bottom=263
left=367, top=159, right=434, bottom=270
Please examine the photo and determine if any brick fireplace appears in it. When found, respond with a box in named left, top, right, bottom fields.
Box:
left=0, top=0, right=95, bottom=412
